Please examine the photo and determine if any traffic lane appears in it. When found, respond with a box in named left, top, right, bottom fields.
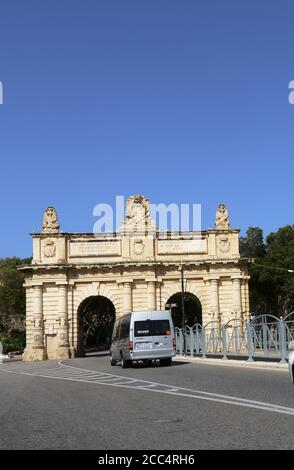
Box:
left=0, top=366, right=294, bottom=450
left=62, top=355, right=294, bottom=409
left=4, top=362, right=294, bottom=418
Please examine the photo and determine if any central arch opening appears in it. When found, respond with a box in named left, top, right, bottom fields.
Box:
left=77, top=295, right=115, bottom=356
left=166, top=292, right=202, bottom=327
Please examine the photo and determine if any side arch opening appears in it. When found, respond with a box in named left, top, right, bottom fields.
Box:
left=165, top=292, right=202, bottom=327
left=77, top=295, right=115, bottom=356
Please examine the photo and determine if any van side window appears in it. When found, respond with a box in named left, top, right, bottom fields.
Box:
left=120, top=314, right=131, bottom=339
left=113, top=319, right=120, bottom=339
left=119, top=319, right=124, bottom=339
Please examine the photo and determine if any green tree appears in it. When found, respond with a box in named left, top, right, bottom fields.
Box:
left=240, top=227, right=266, bottom=258
left=241, top=226, right=294, bottom=316
left=0, top=257, right=31, bottom=334
left=258, top=225, right=294, bottom=315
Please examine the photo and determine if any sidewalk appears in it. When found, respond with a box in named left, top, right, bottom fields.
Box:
left=0, top=354, right=22, bottom=363
left=175, top=355, right=289, bottom=371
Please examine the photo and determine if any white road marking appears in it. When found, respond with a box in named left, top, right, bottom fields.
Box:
left=137, top=384, right=158, bottom=389
left=1, top=361, right=294, bottom=417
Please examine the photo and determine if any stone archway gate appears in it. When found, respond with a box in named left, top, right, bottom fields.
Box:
left=21, top=195, right=250, bottom=361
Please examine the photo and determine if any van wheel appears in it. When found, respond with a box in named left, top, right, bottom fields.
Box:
left=161, top=358, right=172, bottom=366
left=110, top=356, right=116, bottom=366
left=121, top=354, right=130, bottom=369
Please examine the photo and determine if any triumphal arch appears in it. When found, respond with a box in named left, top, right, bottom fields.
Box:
left=21, top=195, right=250, bottom=361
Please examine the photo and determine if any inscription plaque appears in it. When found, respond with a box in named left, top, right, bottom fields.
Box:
left=157, top=239, right=207, bottom=254
left=69, top=240, right=121, bottom=257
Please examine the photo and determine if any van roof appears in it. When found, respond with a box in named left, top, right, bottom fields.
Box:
left=115, top=310, right=172, bottom=323
left=131, top=310, right=172, bottom=320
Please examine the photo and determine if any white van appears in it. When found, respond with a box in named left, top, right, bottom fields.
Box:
left=110, top=310, right=176, bottom=367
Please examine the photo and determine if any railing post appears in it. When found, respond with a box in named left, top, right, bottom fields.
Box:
left=175, top=329, right=178, bottom=354
left=235, top=325, right=241, bottom=355
left=181, top=329, right=183, bottom=356
left=184, top=327, right=188, bottom=355
left=211, top=326, right=215, bottom=353
left=247, top=320, right=254, bottom=362
left=195, top=327, right=200, bottom=354
left=279, top=317, right=287, bottom=364
left=179, top=329, right=183, bottom=356
left=234, top=325, right=239, bottom=354
left=0, top=340, right=3, bottom=363
left=185, top=327, right=189, bottom=356
left=222, top=324, right=228, bottom=360
left=189, top=327, right=193, bottom=357
left=262, top=319, right=268, bottom=356
left=201, top=325, right=206, bottom=358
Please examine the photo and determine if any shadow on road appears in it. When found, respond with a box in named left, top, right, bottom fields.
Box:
left=84, top=351, right=110, bottom=358
left=80, top=350, right=190, bottom=367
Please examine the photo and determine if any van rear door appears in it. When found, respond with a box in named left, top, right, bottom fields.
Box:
left=133, top=318, right=154, bottom=352
left=133, top=312, right=173, bottom=353
left=151, top=317, right=173, bottom=353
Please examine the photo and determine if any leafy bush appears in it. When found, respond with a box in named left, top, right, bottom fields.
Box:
left=9, top=329, right=26, bottom=342
left=0, top=333, right=25, bottom=354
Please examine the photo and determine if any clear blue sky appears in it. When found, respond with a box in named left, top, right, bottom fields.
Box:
left=0, top=1, right=293, bottom=258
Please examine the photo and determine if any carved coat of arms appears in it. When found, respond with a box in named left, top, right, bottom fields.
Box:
left=218, top=235, right=231, bottom=253
left=133, top=238, right=145, bottom=256
left=43, top=239, right=56, bottom=258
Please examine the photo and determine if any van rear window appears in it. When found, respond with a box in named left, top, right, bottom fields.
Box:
left=134, top=320, right=170, bottom=337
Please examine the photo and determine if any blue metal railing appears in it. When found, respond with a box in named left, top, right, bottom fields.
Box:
left=175, top=312, right=294, bottom=363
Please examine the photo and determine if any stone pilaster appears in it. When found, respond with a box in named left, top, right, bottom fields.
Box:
left=147, top=281, right=156, bottom=310
left=56, top=283, right=70, bottom=359
left=67, top=284, right=75, bottom=357
left=23, top=284, right=47, bottom=361
left=123, top=282, right=132, bottom=314
left=32, top=237, right=41, bottom=264
left=57, top=237, right=66, bottom=263
left=232, top=277, right=242, bottom=316
left=209, top=278, right=220, bottom=320
left=244, top=277, right=250, bottom=319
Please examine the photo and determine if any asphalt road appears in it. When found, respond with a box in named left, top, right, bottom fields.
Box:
left=0, top=353, right=293, bottom=450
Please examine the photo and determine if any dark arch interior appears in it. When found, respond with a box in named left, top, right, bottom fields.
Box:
left=78, top=296, right=115, bottom=355
left=165, top=292, right=202, bottom=327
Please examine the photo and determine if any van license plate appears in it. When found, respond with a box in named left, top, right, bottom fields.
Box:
left=136, top=342, right=151, bottom=349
